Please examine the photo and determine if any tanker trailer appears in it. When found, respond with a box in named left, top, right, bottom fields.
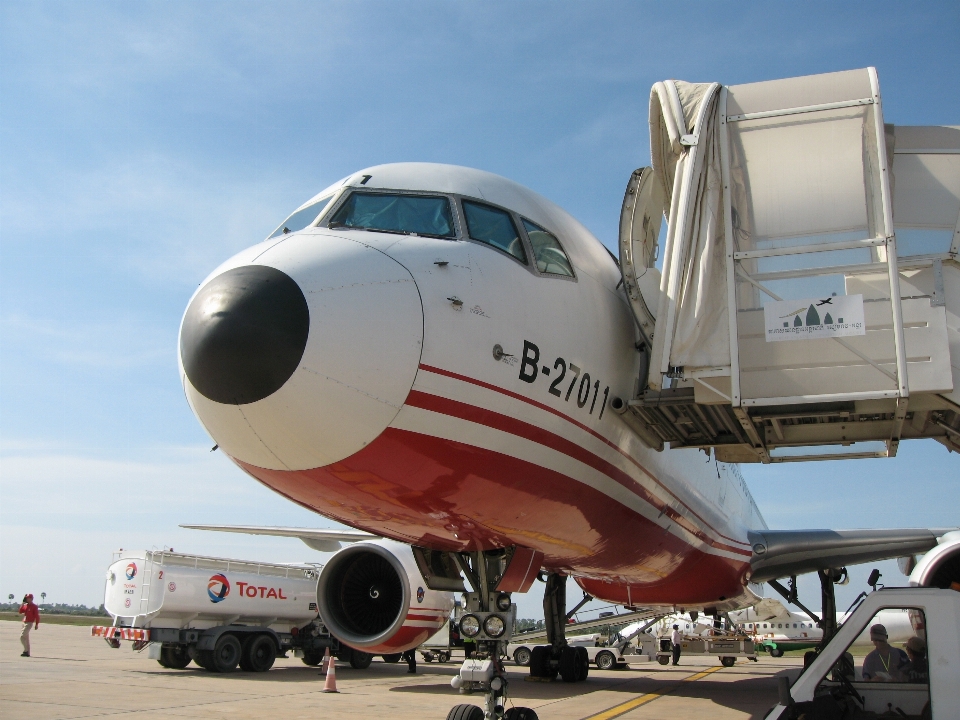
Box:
left=91, top=549, right=372, bottom=672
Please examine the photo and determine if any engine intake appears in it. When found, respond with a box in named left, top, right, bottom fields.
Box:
left=910, top=530, right=960, bottom=589
left=316, top=540, right=453, bottom=654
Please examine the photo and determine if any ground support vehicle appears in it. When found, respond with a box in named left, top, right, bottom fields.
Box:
left=420, top=623, right=453, bottom=663
left=767, top=588, right=959, bottom=719
left=508, top=633, right=638, bottom=670
left=656, top=634, right=757, bottom=667
left=91, top=549, right=372, bottom=672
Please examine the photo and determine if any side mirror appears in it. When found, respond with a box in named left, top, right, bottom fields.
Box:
left=867, top=568, right=882, bottom=591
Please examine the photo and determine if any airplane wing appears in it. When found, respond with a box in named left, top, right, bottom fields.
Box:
left=180, top=524, right=379, bottom=552
left=748, top=528, right=957, bottom=583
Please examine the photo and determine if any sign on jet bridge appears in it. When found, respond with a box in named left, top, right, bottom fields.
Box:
left=763, top=295, right=865, bottom=342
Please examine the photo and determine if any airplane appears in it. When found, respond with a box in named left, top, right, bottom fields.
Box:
left=177, top=160, right=957, bottom=719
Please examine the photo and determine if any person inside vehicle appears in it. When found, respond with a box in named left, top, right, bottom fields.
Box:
left=897, top=636, right=929, bottom=683
left=862, top=624, right=908, bottom=681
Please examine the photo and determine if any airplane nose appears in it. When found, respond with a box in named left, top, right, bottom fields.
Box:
left=180, top=234, right=424, bottom=472
left=180, top=265, right=310, bottom=405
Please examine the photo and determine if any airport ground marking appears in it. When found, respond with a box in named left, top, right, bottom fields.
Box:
left=580, top=665, right=725, bottom=720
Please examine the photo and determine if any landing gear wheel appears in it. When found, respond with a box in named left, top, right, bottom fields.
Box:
left=445, top=703, right=484, bottom=720
left=559, top=646, right=578, bottom=682
left=575, top=646, right=589, bottom=681
left=770, top=647, right=784, bottom=658
left=657, top=656, right=670, bottom=665
left=503, top=708, right=540, bottom=720
left=529, top=646, right=557, bottom=680
left=595, top=650, right=616, bottom=670
left=244, top=635, right=276, bottom=673
left=158, top=644, right=191, bottom=669
left=513, top=647, right=532, bottom=666
left=720, top=656, right=736, bottom=667
left=382, top=653, right=402, bottom=663
left=211, top=634, right=242, bottom=673
left=349, top=649, right=373, bottom=669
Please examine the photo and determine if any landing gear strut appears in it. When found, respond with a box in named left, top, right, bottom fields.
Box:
left=768, top=566, right=847, bottom=655
left=528, top=572, right=589, bottom=683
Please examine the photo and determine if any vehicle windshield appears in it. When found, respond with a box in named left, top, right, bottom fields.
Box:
left=268, top=195, right=335, bottom=239
left=328, top=192, right=456, bottom=238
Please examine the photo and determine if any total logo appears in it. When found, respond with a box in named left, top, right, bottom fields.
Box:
left=125, top=563, right=138, bottom=580
left=207, top=574, right=230, bottom=603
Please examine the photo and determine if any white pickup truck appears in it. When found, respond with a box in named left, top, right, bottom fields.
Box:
left=767, top=535, right=960, bottom=720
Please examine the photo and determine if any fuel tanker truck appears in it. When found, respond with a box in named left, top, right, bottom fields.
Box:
left=92, top=539, right=455, bottom=673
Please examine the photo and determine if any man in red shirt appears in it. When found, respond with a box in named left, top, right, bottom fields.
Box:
left=18, top=594, right=40, bottom=657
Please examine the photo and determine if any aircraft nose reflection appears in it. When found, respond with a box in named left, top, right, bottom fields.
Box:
left=181, top=265, right=310, bottom=405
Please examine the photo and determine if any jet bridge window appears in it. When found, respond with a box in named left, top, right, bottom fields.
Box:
left=522, top=219, right=574, bottom=277
left=268, top=195, right=335, bottom=238
left=328, top=192, right=456, bottom=238
left=462, top=200, right=527, bottom=264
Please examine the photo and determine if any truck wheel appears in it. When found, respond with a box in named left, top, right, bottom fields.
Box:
left=382, top=653, right=402, bottom=663
left=245, top=635, right=276, bottom=673
left=595, top=651, right=616, bottom=671
left=159, top=644, right=191, bottom=669
left=302, top=649, right=324, bottom=666
left=349, top=649, right=373, bottom=669
left=503, top=708, right=539, bottom=720
left=195, top=649, right=215, bottom=671
left=513, top=647, right=532, bottom=666
left=439, top=651, right=451, bottom=663
left=770, top=647, right=784, bottom=658
left=720, top=656, right=736, bottom=667
left=445, top=704, right=484, bottom=720
left=211, top=634, right=242, bottom=673
left=657, top=656, right=670, bottom=665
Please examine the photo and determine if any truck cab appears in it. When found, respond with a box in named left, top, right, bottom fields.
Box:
left=767, top=588, right=959, bottom=719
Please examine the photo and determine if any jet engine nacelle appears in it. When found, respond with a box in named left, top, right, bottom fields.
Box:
left=909, top=530, right=960, bottom=589
left=317, top=540, right=455, bottom=654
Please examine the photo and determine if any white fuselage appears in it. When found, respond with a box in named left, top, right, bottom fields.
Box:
left=180, top=163, right=766, bottom=611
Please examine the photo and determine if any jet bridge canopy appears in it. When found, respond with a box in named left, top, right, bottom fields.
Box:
left=619, top=68, right=960, bottom=462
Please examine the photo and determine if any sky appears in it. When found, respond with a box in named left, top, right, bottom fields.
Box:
left=1, top=1, right=958, bottom=621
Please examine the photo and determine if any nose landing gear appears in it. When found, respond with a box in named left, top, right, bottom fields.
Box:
left=443, top=549, right=540, bottom=720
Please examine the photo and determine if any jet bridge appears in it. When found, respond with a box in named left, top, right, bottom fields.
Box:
left=619, top=68, right=960, bottom=462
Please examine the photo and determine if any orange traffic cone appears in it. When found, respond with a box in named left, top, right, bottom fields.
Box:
left=323, top=648, right=339, bottom=693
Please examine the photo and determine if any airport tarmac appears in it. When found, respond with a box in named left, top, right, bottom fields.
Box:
left=0, top=621, right=802, bottom=719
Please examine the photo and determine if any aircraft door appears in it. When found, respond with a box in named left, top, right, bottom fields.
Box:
left=618, top=167, right=664, bottom=348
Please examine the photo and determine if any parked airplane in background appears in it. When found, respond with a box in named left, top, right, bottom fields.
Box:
left=178, top=161, right=956, bottom=717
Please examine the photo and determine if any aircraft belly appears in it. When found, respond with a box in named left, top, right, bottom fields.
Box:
left=234, top=428, right=747, bottom=602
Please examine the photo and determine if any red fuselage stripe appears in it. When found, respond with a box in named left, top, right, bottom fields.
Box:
left=405, top=389, right=750, bottom=558
left=415, top=364, right=750, bottom=553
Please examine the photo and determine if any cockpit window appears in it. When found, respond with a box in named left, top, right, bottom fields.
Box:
left=268, top=195, right=334, bottom=239
left=328, top=192, right=456, bottom=238
left=522, top=219, right=574, bottom=277
left=462, top=200, right=527, bottom=264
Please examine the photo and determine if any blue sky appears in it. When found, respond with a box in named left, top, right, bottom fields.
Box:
left=1, top=1, right=957, bottom=617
